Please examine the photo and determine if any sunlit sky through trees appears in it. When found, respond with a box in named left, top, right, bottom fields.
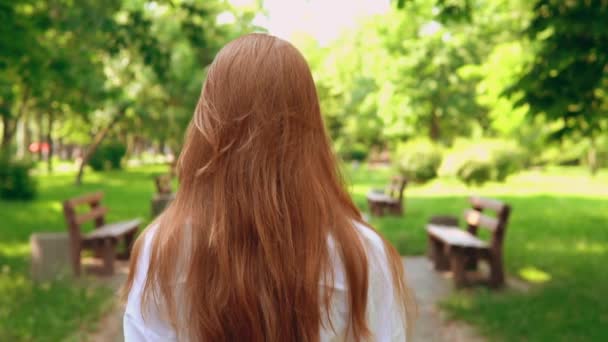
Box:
left=229, top=0, right=391, bottom=44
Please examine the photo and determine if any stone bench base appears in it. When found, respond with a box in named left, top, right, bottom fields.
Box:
left=30, top=232, right=71, bottom=282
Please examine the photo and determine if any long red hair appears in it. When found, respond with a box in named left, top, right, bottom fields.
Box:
left=124, top=33, right=413, bottom=341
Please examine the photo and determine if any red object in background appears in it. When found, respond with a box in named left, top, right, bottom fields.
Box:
left=28, top=142, right=50, bottom=153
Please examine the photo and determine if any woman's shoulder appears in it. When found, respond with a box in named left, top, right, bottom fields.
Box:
left=352, top=220, right=389, bottom=262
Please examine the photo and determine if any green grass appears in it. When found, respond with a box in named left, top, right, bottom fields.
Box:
left=0, top=164, right=166, bottom=341
left=345, top=165, right=608, bottom=341
left=1, top=163, right=607, bottom=341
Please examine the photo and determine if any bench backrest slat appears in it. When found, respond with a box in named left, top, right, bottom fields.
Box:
left=386, top=176, right=407, bottom=200
left=155, top=174, right=172, bottom=195
left=66, top=192, right=104, bottom=207
left=75, top=206, right=108, bottom=225
left=63, top=192, right=107, bottom=242
left=464, top=196, right=511, bottom=251
left=464, top=209, right=498, bottom=231
left=469, top=196, right=505, bottom=213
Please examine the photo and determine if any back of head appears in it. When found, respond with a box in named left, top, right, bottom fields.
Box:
left=125, top=33, right=411, bottom=341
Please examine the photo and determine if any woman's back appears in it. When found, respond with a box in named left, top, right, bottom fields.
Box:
left=125, top=221, right=405, bottom=341
left=123, top=33, right=413, bottom=341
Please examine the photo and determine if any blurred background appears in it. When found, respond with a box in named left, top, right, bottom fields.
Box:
left=1, top=0, right=607, bottom=341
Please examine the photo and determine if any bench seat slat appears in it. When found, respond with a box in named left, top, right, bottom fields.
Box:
left=427, top=224, right=487, bottom=249
left=366, top=192, right=398, bottom=203
left=85, top=219, right=142, bottom=240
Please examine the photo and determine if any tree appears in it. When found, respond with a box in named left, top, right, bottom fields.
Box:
left=510, top=0, right=608, bottom=174
left=304, top=0, right=533, bottom=152
left=0, top=0, right=259, bottom=183
left=0, top=0, right=48, bottom=153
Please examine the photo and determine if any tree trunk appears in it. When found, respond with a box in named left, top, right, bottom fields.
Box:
left=159, top=138, right=166, bottom=156
left=588, top=136, right=598, bottom=176
left=1, top=115, right=15, bottom=153
left=16, top=116, right=25, bottom=159
left=24, top=116, right=32, bottom=158
left=75, top=107, right=127, bottom=185
left=1, top=87, right=29, bottom=154
left=37, top=112, right=45, bottom=161
left=47, top=111, right=55, bottom=173
left=125, top=133, right=134, bottom=160
left=429, top=106, right=440, bottom=141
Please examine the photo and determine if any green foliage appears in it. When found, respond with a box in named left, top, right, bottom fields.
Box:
left=305, top=0, right=533, bottom=150
left=89, top=141, right=127, bottom=171
left=395, top=139, right=442, bottom=183
left=0, top=156, right=37, bottom=200
left=492, top=144, right=524, bottom=181
left=337, top=142, right=369, bottom=162
left=441, top=139, right=524, bottom=186
left=510, top=0, right=608, bottom=161
left=456, top=159, right=494, bottom=186
left=0, top=0, right=259, bottom=175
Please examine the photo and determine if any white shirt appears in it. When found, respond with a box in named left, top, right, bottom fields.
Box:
left=124, top=222, right=406, bottom=341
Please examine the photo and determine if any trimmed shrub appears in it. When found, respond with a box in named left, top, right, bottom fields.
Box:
left=337, top=142, right=369, bottom=162
left=441, top=139, right=524, bottom=186
left=89, top=141, right=127, bottom=171
left=456, top=159, right=493, bottom=186
left=395, top=139, right=442, bottom=183
left=0, top=156, right=37, bottom=200
left=493, top=144, right=524, bottom=181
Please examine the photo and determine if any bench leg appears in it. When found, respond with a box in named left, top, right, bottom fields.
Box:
left=374, top=203, right=381, bottom=216
left=489, top=253, right=505, bottom=288
left=432, top=238, right=449, bottom=271
left=367, top=200, right=375, bottom=216
left=427, top=234, right=434, bottom=260
left=450, top=248, right=467, bottom=288
left=377, top=204, right=383, bottom=216
left=465, top=249, right=478, bottom=271
left=369, top=201, right=385, bottom=217
left=118, top=230, right=137, bottom=260
left=101, top=239, right=116, bottom=275
left=70, top=244, right=82, bottom=277
left=124, top=230, right=136, bottom=259
left=389, top=203, right=402, bottom=216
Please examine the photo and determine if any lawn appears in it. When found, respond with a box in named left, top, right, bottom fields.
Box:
left=346, top=165, right=608, bottom=341
left=1, top=163, right=607, bottom=341
left=0, top=164, right=166, bottom=341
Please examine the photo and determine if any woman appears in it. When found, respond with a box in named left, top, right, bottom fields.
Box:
left=123, top=33, right=414, bottom=341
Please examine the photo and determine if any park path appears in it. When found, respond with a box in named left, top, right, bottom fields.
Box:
left=86, top=261, right=127, bottom=342
left=85, top=258, right=484, bottom=342
left=404, top=257, right=484, bottom=342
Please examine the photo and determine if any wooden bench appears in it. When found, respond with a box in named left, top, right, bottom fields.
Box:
left=426, top=197, right=511, bottom=288
left=168, top=159, right=178, bottom=177
left=151, top=174, right=175, bottom=217
left=63, top=192, right=141, bottom=276
left=366, top=176, right=407, bottom=216
left=155, top=174, right=172, bottom=195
